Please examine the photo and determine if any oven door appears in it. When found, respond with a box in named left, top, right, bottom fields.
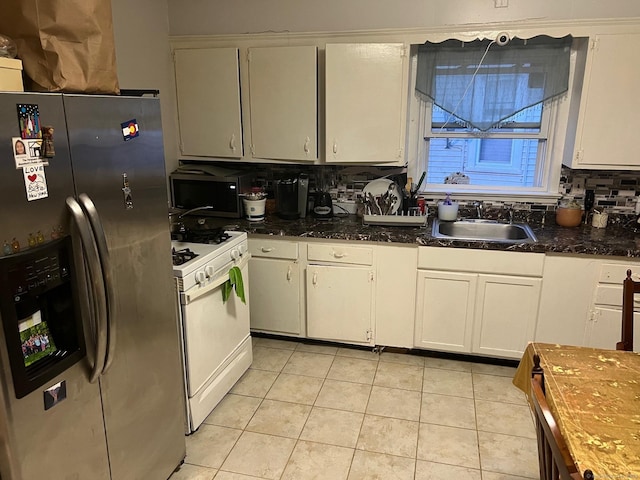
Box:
left=180, top=255, right=251, bottom=397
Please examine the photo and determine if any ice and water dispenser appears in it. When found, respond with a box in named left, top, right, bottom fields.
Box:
left=0, top=236, right=85, bottom=398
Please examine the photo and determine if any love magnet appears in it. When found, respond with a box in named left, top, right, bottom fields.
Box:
left=23, top=164, right=48, bottom=201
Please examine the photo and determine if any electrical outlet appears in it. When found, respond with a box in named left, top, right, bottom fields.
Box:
left=494, top=0, right=508, bottom=7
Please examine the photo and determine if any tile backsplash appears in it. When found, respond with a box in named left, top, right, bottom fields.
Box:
left=559, top=167, right=640, bottom=214
left=176, top=160, right=640, bottom=214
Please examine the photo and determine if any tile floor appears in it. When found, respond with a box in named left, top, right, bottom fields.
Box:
left=170, top=337, right=539, bottom=480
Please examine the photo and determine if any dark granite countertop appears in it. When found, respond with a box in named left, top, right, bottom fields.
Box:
left=182, top=213, right=640, bottom=258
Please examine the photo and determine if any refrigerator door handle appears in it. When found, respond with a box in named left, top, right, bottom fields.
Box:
left=66, top=196, right=107, bottom=383
left=78, top=193, right=116, bottom=375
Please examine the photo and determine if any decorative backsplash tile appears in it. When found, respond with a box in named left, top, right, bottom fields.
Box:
left=177, top=160, right=640, bottom=215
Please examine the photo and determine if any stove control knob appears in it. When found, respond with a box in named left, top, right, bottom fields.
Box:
left=231, top=249, right=240, bottom=261
left=238, top=244, right=247, bottom=256
left=195, top=271, right=206, bottom=284
left=205, top=265, right=215, bottom=278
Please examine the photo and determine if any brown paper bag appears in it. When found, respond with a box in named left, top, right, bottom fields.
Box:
left=0, top=0, right=120, bottom=94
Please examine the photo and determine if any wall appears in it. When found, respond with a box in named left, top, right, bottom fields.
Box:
left=167, top=0, right=640, bottom=36
left=111, top=0, right=179, bottom=176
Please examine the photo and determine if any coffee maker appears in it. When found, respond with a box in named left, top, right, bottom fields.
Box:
left=275, top=174, right=309, bottom=219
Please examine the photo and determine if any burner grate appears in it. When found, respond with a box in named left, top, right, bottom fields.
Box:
left=172, top=248, right=199, bottom=266
left=184, top=228, right=231, bottom=245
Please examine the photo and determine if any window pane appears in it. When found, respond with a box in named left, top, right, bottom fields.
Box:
left=426, top=137, right=540, bottom=187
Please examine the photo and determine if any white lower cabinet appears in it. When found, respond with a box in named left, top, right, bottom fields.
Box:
left=305, top=242, right=375, bottom=345
left=415, top=271, right=476, bottom=353
left=306, top=264, right=374, bottom=344
left=414, top=247, right=544, bottom=359
left=248, top=237, right=303, bottom=336
left=472, top=275, right=541, bottom=358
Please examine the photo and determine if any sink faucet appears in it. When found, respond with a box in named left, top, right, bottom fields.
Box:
left=474, top=201, right=484, bottom=219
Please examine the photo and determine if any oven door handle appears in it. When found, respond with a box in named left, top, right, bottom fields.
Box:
left=181, top=253, right=251, bottom=305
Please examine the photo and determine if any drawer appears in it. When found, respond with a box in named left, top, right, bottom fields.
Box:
left=307, top=243, right=373, bottom=266
left=248, top=238, right=298, bottom=260
left=599, top=263, right=640, bottom=284
left=594, top=284, right=640, bottom=309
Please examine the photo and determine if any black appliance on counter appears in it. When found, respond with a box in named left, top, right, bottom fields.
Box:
left=275, top=174, right=310, bottom=219
left=313, top=191, right=333, bottom=219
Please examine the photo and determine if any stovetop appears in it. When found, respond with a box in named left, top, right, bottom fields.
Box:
left=171, top=231, right=248, bottom=291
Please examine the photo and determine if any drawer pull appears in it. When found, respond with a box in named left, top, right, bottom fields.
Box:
left=261, top=247, right=274, bottom=253
left=333, top=251, right=346, bottom=259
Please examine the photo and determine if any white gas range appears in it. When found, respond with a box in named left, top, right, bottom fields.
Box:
left=171, top=231, right=252, bottom=434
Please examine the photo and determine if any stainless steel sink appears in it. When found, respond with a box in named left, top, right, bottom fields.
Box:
left=432, top=218, right=538, bottom=244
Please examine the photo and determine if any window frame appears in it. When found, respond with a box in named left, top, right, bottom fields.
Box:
left=406, top=41, right=579, bottom=203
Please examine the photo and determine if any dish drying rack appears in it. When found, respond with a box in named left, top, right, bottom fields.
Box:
left=363, top=212, right=427, bottom=227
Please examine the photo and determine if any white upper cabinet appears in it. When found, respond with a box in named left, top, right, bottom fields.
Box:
left=174, top=48, right=243, bottom=158
left=565, top=33, right=640, bottom=169
left=247, top=46, right=317, bottom=161
left=325, top=43, right=407, bottom=164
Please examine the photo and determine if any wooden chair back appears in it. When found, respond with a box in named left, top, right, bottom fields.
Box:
left=531, top=354, right=594, bottom=480
left=617, top=269, right=638, bottom=352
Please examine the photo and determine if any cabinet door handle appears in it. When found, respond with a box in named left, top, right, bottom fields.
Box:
left=261, top=247, right=274, bottom=253
left=287, top=265, right=292, bottom=282
left=304, top=136, right=310, bottom=154
left=312, top=272, right=318, bottom=285
left=332, top=141, right=338, bottom=155
left=230, top=134, right=236, bottom=152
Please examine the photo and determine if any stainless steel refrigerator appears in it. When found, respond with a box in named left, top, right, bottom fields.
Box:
left=0, top=93, right=186, bottom=480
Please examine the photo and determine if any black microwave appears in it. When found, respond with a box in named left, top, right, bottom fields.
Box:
left=169, top=165, right=254, bottom=218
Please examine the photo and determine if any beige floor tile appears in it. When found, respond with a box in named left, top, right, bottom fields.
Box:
left=471, top=363, right=517, bottom=377
left=230, top=369, right=278, bottom=398
left=373, top=362, right=423, bottom=391
left=296, top=343, right=339, bottom=355
left=415, top=460, right=481, bottom=480
left=221, top=431, right=296, bottom=480
left=185, top=424, right=242, bottom=469
left=282, top=351, right=335, bottom=378
left=252, top=337, right=298, bottom=350
left=265, top=373, right=324, bottom=405
left=417, top=423, right=480, bottom=469
left=336, top=347, right=380, bottom=361
left=215, top=472, right=268, bottom=479
left=472, top=374, right=528, bottom=405
left=347, top=450, right=415, bottom=480
left=300, top=407, right=364, bottom=448
left=424, top=357, right=473, bottom=372
left=314, top=379, right=371, bottom=413
left=475, top=399, right=535, bottom=438
left=478, top=431, right=539, bottom=479
left=423, top=368, right=474, bottom=398
left=379, top=351, right=425, bottom=367
left=251, top=346, right=293, bottom=372
left=356, top=415, right=419, bottom=458
left=281, top=440, right=353, bottom=480
left=203, top=394, right=262, bottom=429
left=327, top=356, right=378, bottom=384
left=366, top=385, right=421, bottom=421
left=170, top=463, right=217, bottom=480
left=481, top=471, right=538, bottom=480
left=246, top=399, right=311, bottom=438
left=420, top=393, right=476, bottom=429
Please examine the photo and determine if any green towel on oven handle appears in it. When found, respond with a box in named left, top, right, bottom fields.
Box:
left=222, top=266, right=246, bottom=304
